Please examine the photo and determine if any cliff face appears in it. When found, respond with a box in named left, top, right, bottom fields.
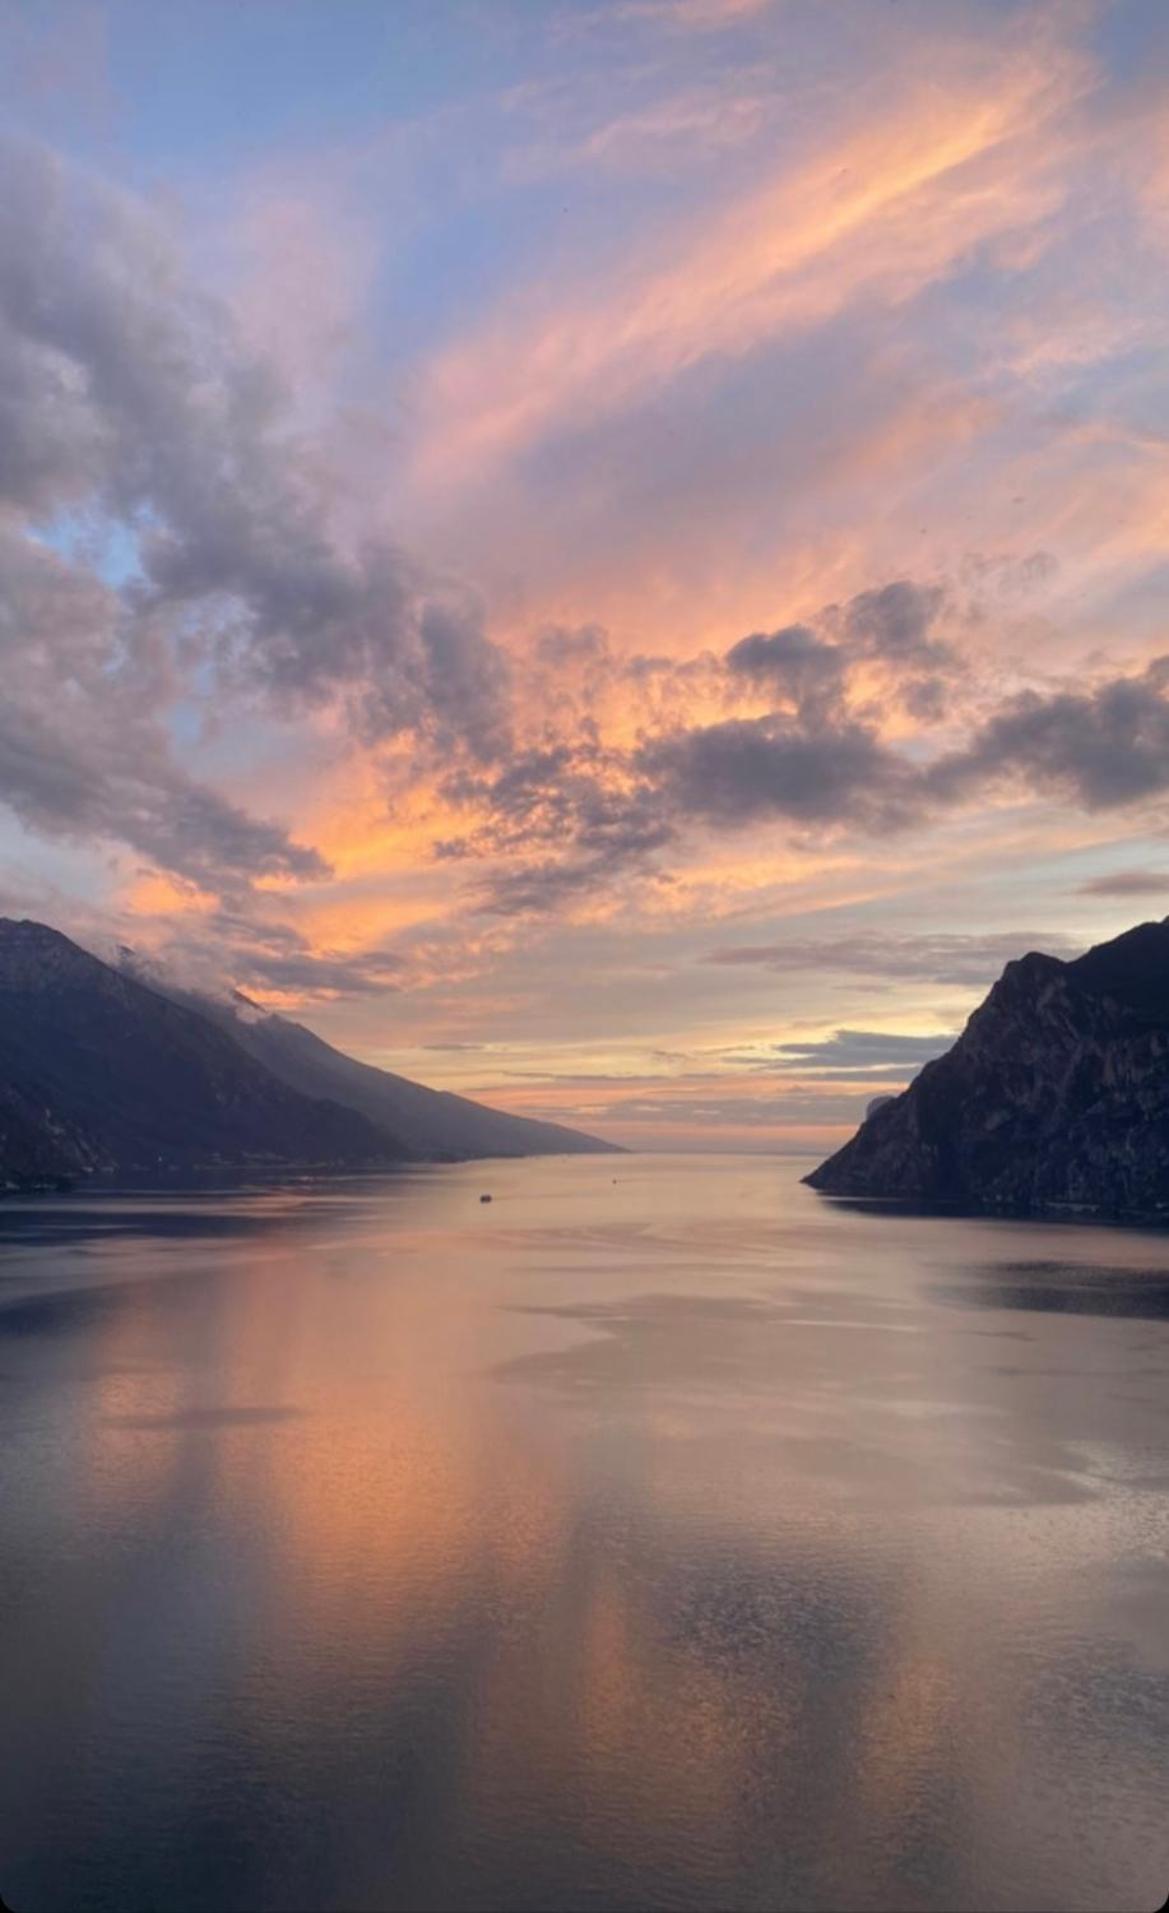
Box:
left=805, top=921, right=1169, bottom=1218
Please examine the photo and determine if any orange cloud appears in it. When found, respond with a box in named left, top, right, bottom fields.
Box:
left=408, top=32, right=1084, bottom=504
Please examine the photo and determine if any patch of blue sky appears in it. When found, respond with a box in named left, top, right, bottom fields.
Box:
left=1067, top=343, right=1169, bottom=439
left=1091, top=0, right=1169, bottom=87
left=30, top=513, right=145, bottom=589
left=364, top=172, right=663, bottom=372
left=167, top=652, right=220, bottom=753
left=0, top=821, right=119, bottom=910
left=83, top=2, right=550, bottom=175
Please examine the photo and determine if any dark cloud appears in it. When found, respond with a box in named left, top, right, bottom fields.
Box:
left=452, top=644, right=1169, bottom=918
left=622, top=657, right=1169, bottom=895
left=0, top=530, right=325, bottom=890
left=533, top=623, right=612, bottom=668
left=229, top=945, right=405, bottom=997
left=472, top=852, right=630, bottom=917
left=724, top=624, right=844, bottom=722
left=440, top=736, right=677, bottom=913
left=704, top=931, right=1081, bottom=988
left=770, top=1028, right=958, bottom=1072
left=928, top=662, right=1169, bottom=811
left=0, top=133, right=511, bottom=897
left=1076, top=869, right=1169, bottom=898
left=721, top=582, right=955, bottom=726
left=453, top=577, right=971, bottom=916
left=443, top=624, right=1169, bottom=921
left=838, top=579, right=950, bottom=666
left=363, top=592, right=512, bottom=763
left=446, top=579, right=964, bottom=915
left=125, top=913, right=406, bottom=1001
left=637, top=714, right=915, bottom=829
left=900, top=674, right=949, bottom=723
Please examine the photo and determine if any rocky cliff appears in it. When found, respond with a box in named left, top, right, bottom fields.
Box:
left=805, top=919, right=1169, bottom=1218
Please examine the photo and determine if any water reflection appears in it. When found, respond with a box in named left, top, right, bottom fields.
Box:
left=0, top=1157, right=1167, bottom=1912
left=935, top=1261, right=1169, bottom=1320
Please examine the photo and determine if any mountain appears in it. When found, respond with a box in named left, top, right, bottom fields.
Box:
left=805, top=918, right=1169, bottom=1219
left=190, top=996, right=622, bottom=1161
left=0, top=919, right=404, bottom=1187
left=0, top=917, right=617, bottom=1190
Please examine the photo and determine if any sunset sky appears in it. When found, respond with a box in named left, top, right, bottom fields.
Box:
left=2, top=0, right=1169, bottom=1149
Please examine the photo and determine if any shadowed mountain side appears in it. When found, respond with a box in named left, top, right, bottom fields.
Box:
left=0, top=919, right=404, bottom=1187
left=193, top=999, right=622, bottom=1161
left=806, top=918, right=1169, bottom=1220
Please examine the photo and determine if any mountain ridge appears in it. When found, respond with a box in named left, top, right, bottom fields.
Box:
left=0, top=917, right=402, bottom=1185
left=183, top=990, right=622, bottom=1161
left=805, top=917, right=1169, bottom=1218
left=0, top=918, right=617, bottom=1188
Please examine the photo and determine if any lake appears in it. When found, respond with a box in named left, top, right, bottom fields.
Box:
left=1, top=1154, right=1167, bottom=1912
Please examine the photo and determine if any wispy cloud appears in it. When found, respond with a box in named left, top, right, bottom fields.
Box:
left=769, top=1028, right=957, bottom=1072
left=1075, top=868, right=1169, bottom=898
left=704, top=931, right=1081, bottom=988
left=409, top=27, right=1083, bottom=498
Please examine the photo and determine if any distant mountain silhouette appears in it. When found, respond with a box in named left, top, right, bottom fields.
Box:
left=192, top=999, right=621, bottom=1162
left=806, top=918, right=1169, bottom=1218
left=0, top=918, right=617, bottom=1190
left=0, top=919, right=400, bottom=1186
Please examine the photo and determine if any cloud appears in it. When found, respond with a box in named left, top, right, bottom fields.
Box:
left=438, top=623, right=1169, bottom=919
left=722, top=580, right=957, bottom=723
left=927, top=661, right=1169, bottom=811
left=0, top=133, right=511, bottom=800
left=513, top=1085, right=879, bottom=1132
left=637, top=714, right=914, bottom=830
left=409, top=28, right=1080, bottom=497
left=770, top=1028, right=958, bottom=1072
left=438, top=735, right=678, bottom=913
left=2, top=61, right=1160, bottom=978
left=470, top=854, right=629, bottom=918
left=1076, top=869, right=1169, bottom=898
left=533, top=623, right=612, bottom=669
left=0, top=528, right=325, bottom=892
left=0, top=130, right=533, bottom=904
left=637, top=646, right=1169, bottom=864
left=506, top=74, right=774, bottom=183
left=704, top=930, right=1081, bottom=988
left=724, top=624, right=845, bottom=722
left=446, top=607, right=938, bottom=912
left=836, top=579, right=951, bottom=669
left=670, top=650, right=1169, bottom=848
left=124, top=911, right=408, bottom=1002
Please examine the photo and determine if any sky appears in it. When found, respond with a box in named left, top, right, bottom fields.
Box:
left=1, top=0, right=1169, bottom=1151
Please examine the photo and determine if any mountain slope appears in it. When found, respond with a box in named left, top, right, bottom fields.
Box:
left=196, top=999, right=621, bottom=1160
left=0, top=920, right=405, bottom=1186
left=805, top=919, right=1169, bottom=1218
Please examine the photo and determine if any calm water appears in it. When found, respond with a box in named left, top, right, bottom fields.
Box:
left=1, top=1154, right=1168, bottom=1913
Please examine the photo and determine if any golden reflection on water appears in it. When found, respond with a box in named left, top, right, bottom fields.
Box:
left=2, top=1158, right=1168, bottom=1911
